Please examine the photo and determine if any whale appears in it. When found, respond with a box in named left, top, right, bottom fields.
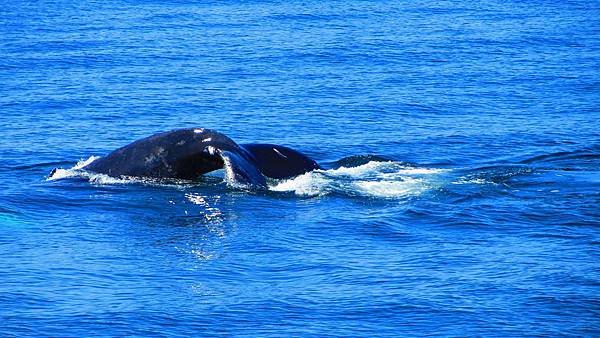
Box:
left=54, top=128, right=321, bottom=187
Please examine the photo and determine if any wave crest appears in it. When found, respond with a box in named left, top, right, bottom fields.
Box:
left=269, top=161, right=447, bottom=198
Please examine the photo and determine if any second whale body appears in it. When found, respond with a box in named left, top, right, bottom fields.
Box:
left=72, top=128, right=321, bottom=187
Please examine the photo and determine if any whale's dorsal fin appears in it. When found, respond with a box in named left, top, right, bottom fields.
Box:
left=219, top=150, right=267, bottom=188
left=241, top=144, right=322, bottom=179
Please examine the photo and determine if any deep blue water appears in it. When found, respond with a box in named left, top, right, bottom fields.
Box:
left=1, top=0, right=600, bottom=336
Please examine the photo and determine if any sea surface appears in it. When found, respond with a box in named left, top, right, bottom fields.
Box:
left=1, top=0, right=599, bottom=336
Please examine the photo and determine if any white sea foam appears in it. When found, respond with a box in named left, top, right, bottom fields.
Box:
left=269, top=161, right=446, bottom=199
left=47, top=156, right=142, bottom=185
left=353, top=178, right=429, bottom=198
left=46, top=156, right=100, bottom=181
left=452, top=177, right=494, bottom=185
left=324, top=160, right=392, bottom=176
left=270, top=171, right=331, bottom=196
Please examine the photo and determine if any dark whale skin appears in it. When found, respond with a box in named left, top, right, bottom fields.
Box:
left=79, top=128, right=321, bottom=187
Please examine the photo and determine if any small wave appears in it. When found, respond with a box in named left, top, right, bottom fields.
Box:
left=452, top=178, right=493, bottom=185
left=453, top=165, right=533, bottom=186
left=12, top=160, right=74, bottom=171
left=520, top=148, right=600, bottom=165
left=269, top=161, right=447, bottom=199
left=332, top=155, right=394, bottom=168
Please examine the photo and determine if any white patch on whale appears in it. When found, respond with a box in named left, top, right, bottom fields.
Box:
left=273, top=148, right=288, bottom=158
left=145, top=147, right=165, bottom=164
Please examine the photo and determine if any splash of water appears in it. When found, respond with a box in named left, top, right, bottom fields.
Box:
left=269, top=161, right=448, bottom=198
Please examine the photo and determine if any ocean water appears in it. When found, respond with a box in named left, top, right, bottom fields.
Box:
left=1, top=0, right=599, bottom=336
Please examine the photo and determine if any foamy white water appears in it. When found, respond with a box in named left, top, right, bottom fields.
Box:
left=46, top=156, right=100, bottom=181
left=269, top=161, right=446, bottom=198
left=47, top=156, right=143, bottom=185
left=45, top=156, right=132, bottom=184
